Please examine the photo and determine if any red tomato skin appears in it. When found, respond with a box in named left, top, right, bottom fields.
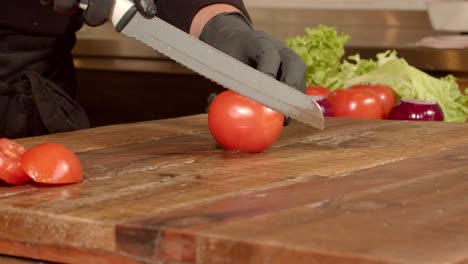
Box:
left=348, top=84, right=396, bottom=117
left=20, top=142, right=83, bottom=184
left=208, top=91, right=284, bottom=153
left=305, top=86, right=330, bottom=98
left=328, top=89, right=385, bottom=119
left=0, top=138, right=30, bottom=185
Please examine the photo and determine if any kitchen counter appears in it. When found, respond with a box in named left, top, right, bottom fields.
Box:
left=0, top=115, right=467, bottom=264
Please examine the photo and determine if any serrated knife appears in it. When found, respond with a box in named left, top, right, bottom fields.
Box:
left=79, top=0, right=325, bottom=129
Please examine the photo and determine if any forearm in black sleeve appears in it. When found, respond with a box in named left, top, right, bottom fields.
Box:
left=155, top=0, right=250, bottom=33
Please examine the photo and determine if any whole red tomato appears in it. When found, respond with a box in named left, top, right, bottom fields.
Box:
left=21, top=142, right=83, bottom=184
left=0, top=138, right=30, bottom=185
left=328, top=89, right=385, bottom=119
left=348, top=84, right=396, bottom=117
left=208, top=91, right=284, bottom=153
left=306, top=86, right=330, bottom=98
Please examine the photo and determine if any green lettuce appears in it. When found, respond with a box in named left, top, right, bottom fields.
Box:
left=286, top=26, right=399, bottom=90
left=344, top=59, right=468, bottom=122
left=285, top=25, right=349, bottom=89
left=286, top=25, right=468, bottom=122
left=336, top=50, right=399, bottom=90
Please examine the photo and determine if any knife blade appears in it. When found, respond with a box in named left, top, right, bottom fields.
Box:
left=79, top=0, right=325, bottom=129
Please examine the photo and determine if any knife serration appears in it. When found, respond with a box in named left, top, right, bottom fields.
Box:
left=122, top=14, right=325, bottom=129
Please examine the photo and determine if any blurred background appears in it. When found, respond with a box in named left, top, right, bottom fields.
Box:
left=73, top=0, right=468, bottom=127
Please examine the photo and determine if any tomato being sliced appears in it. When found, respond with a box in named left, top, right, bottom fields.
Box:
left=21, top=142, right=83, bottom=184
left=208, top=90, right=284, bottom=153
left=0, top=138, right=30, bottom=185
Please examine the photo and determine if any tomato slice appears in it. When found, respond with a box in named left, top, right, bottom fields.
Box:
left=21, top=142, right=83, bottom=184
left=0, top=138, right=30, bottom=185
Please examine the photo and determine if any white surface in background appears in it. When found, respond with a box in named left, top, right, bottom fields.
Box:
left=427, top=1, right=468, bottom=31
left=414, top=35, right=468, bottom=49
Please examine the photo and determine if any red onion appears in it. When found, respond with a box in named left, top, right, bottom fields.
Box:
left=388, top=98, right=444, bottom=121
left=309, top=96, right=335, bottom=117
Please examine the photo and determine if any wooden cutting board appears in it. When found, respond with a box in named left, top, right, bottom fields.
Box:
left=1, top=114, right=467, bottom=264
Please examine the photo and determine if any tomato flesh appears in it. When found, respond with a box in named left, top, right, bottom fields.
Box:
left=208, top=91, right=284, bottom=153
left=0, top=138, right=30, bottom=185
left=21, top=142, right=83, bottom=184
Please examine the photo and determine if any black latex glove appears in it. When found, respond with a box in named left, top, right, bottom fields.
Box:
left=40, top=0, right=157, bottom=26
left=200, top=12, right=307, bottom=93
left=200, top=12, right=307, bottom=126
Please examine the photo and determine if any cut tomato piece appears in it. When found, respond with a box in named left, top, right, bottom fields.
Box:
left=21, top=142, right=83, bottom=184
left=0, top=138, right=30, bottom=185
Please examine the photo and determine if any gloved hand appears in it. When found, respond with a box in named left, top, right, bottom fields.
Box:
left=200, top=12, right=306, bottom=126
left=200, top=12, right=307, bottom=94
left=40, top=0, right=157, bottom=26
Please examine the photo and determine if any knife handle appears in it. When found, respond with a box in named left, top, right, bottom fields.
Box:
left=78, top=0, right=137, bottom=32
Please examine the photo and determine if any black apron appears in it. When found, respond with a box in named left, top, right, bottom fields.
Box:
left=0, top=30, right=89, bottom=139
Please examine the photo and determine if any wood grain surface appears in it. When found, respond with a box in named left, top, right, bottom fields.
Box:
left=0, top=114, right=467, bottom=264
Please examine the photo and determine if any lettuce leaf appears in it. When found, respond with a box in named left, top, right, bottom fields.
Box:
left=344, top=59, right=468, bottom=122
left=335, top=50, right=399, bottom=91
left=286, top=26, right=398, bottom=90
left=287, top=25, right=468, bottom=122
left=285, top=25, right=349, bottom=89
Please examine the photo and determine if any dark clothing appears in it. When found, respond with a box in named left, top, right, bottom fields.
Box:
left=0, top=30, right=89, bottom=138
left=0, top=30, right=77, bottom=94
left=0, top=1, right=83, bottom=36
left=0, top=0, right=249, bottom=138
left=0, top=0, right=249, bottom=35
left=0, top=71, right=90, bottom=138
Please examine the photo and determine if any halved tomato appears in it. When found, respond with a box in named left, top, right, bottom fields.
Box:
left=0, top=138, right=30, bottom=185
left=21, top=142, right=83, bottom=184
